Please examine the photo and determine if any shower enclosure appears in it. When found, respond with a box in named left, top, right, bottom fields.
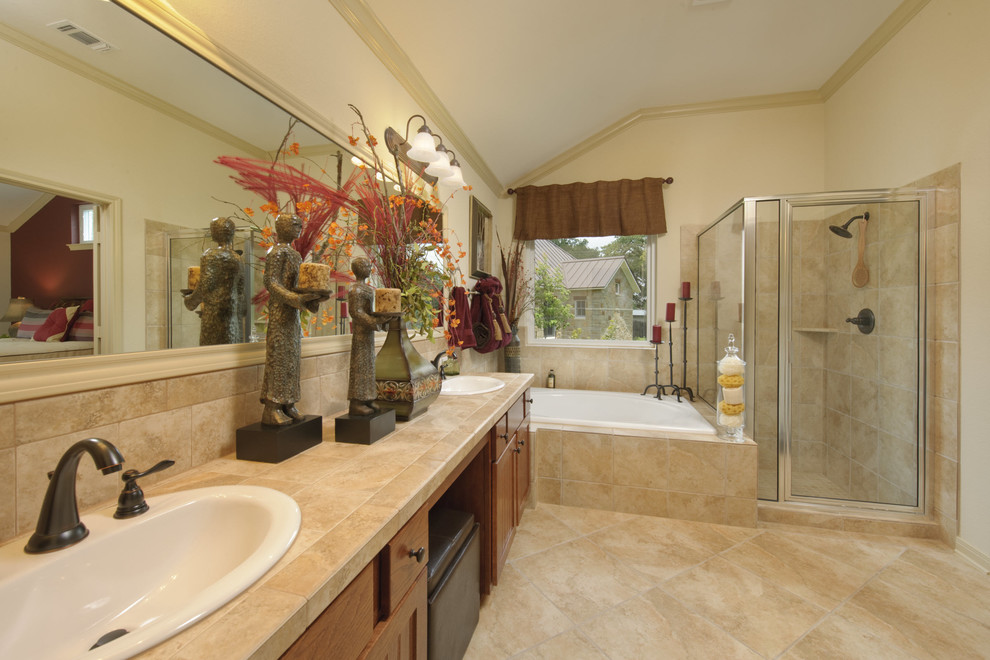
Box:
left=697, top=189, right=932, bottom=513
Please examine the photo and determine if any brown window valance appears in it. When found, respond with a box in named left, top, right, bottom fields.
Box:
left=512, top=177, right=667, bottom=240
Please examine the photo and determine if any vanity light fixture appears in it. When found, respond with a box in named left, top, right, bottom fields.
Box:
left=384, top=115, right=469, bottom=190
left=425, top=145, right=454, bottom=179
left=442, top=151, right=466, bottom=188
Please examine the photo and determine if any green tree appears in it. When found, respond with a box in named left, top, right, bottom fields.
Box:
left=534, top=260, right=574, bottom=338
left=601, top=311, right=632, bottom=340
left=551, top=238, right=601, bottom=259
left=602, top=235, right=646, bottom=309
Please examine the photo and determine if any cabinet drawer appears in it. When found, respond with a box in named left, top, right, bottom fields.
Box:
left=281, top=561, right=375, bottom=659
left=491, top=413, right=511, bottom=460
left=381, top=507, right=428, bottom=617
left=506, top=394, right=526, bottom=436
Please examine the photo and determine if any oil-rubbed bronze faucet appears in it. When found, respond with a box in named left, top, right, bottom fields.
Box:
left=431, top=351, right=452, bottom=380
left=24, top=438, right=124, bottom=554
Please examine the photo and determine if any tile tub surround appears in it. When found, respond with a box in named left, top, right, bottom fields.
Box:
left=465, top=503, right=990, bottom=659
left=535, top=426, right=758, bottom=528
left=0, top=372, right=532, bottom=660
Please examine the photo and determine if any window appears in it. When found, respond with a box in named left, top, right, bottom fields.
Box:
left=533, top=235, right=651, bottom=342
left=79, top=204, right=96, bottom=243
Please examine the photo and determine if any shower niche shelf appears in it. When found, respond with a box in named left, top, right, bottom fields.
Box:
left=793, top=327, right=838, bottom=333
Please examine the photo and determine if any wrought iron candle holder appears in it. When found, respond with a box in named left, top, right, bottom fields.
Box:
left=643, top=317, right=692, bottom=402
left=677, top=295, right=695, bottom=401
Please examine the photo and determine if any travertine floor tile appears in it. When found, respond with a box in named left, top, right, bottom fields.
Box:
left=507, top=507, right=581, bottom=561
left=512, top=629, right=605, bottom=659
left=587, top=516, right=744, bottom=582
left=661, top=556, right=827, bottom=657
left=464, top=565, right=572, bottom=658
left=513, top=537, right=655, bottom=623
left=850, top=570, right=990, bottom=658
left=539, top=503, right=632, bottom=536
left=471, top=503, right=990, bottom=660
left=784, top=602, right=937, bottom=660
left=582, top=591, right=761, bottom=659
left=721, top=531, right=877, bottom=608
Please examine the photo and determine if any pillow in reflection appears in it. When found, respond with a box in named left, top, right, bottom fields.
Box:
left=16, top=307, right=49, bottom=339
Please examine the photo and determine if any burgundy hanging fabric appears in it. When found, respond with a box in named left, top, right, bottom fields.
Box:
left=446, top=286, right=477, bottom=350
left=471, top=277, right=509, bottom=353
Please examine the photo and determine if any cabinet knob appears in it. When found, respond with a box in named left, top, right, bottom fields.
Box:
left=518, top=439, right=526, bottom=447
left=499, top=433, right=509, bottom=440
left=513, top=446, right=522, bottom=454
left=408, top=546, right=425, bottom=563
left=526, top=398, right=534, bottom=404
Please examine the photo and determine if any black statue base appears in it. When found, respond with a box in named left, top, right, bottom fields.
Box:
left=236, top=414, right=323, bottom=463
left=334, top=408, right=396, bottom=445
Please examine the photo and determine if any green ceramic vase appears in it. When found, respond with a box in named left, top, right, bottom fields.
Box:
left=375, top=316, right=441, bottom=420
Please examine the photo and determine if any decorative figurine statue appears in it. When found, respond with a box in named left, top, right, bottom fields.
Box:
left=347, top=256, right=394, bottom=415
left=183, top=217, right=245, bottom=346
left=260, top=214, right=326, bottom=426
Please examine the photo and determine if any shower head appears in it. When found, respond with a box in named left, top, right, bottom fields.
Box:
left=829, top=211, right=870, bottom=238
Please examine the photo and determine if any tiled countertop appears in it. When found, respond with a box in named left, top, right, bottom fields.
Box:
left=134, top=372, right=534, bottom=660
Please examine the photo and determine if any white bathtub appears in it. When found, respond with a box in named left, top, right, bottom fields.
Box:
left=530, top=387, right=715, bottom=435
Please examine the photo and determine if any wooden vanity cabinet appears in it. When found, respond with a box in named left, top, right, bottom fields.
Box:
left=491, top=390, right=531, bottom=584
left=282, top=508, right=428, bottom=660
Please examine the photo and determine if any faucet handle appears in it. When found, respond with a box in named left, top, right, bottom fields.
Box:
left=114, top=459, right=175, bottom=519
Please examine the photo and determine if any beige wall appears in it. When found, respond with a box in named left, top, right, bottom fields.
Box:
left=527, top=104, right=826, bottom=308
left=1, top=38, right=250, bottom=353
left=822, top=0, right=988, bottom=561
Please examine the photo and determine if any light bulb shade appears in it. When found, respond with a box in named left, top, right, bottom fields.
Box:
left=406, top=129, right=441, bottom=162
left=441, top=164, right=465, bottom=188
left=425, top=149, right=453, bottom=178
left=1, top=297, right=33, bottom=323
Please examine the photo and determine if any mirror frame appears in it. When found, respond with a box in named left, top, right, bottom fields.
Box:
left=0, top=0, right=383, bottom=404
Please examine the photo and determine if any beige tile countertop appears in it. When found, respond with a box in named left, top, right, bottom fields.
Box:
left=131, top=372, right=534, bottom=660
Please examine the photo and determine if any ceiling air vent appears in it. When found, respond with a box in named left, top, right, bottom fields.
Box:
left=47, top=20, right=116, bottom=53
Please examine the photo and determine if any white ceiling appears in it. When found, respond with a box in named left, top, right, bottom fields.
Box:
left=364, top=0, right=903, bottom=186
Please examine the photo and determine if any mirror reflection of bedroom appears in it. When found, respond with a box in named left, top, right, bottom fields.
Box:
left=0, top=179, right=97, bottom=364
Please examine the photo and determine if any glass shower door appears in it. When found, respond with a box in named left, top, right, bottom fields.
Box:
left=784, top=197, right=925, bottom=509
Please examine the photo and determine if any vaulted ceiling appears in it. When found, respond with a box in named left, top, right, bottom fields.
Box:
left=360, top=0, right=909, bottom=189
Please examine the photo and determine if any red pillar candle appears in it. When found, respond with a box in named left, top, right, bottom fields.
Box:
left=652, top=325, right=663, bottom=343
left=340, top=301, right=348, bottom=318
left=681, top=281, right=691, bottom=299
left=665, top=302, right=676, bottom=322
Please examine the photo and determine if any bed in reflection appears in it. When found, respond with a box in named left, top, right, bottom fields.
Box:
left=0, top=299, right=95, bottom=363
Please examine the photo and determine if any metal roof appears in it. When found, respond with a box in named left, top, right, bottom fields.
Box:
left=534, top=239, right=641, bottom=293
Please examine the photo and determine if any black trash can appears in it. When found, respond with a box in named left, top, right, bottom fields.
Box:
left=427, top=508, right=481, bottom=660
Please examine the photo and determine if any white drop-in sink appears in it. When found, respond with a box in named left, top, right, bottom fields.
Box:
left=0, top=485, right=300, bottom=660
left=440, top=375, right=506, bottom=396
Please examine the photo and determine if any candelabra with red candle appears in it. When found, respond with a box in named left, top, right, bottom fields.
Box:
left=643, top=324, right=665, bottom=398
left=677, top=282, right=695, bottom=401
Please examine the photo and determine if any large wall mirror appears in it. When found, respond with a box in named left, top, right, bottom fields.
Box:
left=0, top=0, right=370, bottom=370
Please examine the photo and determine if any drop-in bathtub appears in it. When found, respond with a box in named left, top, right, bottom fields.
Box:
left=529, top=388, right=757, bottom=526
left=530, top=387, right=715, bottom=435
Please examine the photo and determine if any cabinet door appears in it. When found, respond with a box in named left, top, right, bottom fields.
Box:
left=492, top=439, right=516, bottom=584
left=282, top=562, right=376, bottom=660
left=514, top=425, right=531, bottom=523
left=363, top=569, right=428, bottom=660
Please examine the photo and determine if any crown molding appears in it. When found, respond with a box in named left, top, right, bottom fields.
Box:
left=328, top=0, right=505, bottom=195
left=0, top=22, right=267, bottom=160
left=819, top=0, right=932, bottom=100
left=508, top=90, right=823, bottom=189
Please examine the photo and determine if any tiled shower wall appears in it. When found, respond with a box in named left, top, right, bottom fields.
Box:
left=0, top=338, right=496, bottom=546
left=684, top=164, right=960, bottom=544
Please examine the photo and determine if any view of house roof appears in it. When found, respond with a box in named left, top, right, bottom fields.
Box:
left=534, top=239, right=641, bottom=293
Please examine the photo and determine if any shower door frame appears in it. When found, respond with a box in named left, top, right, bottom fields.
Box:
left=776, top=188, right=932, bottom=516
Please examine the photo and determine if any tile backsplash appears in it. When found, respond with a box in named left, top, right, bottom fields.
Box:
left=0, top=338, right=496, bottom=546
